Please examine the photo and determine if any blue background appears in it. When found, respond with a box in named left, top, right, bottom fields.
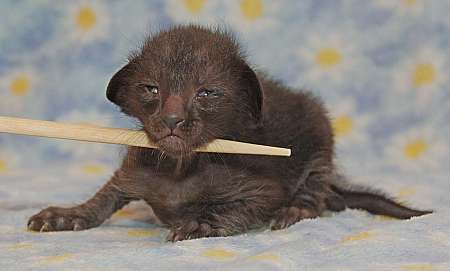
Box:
left=0, top=1, right=449, bottom=270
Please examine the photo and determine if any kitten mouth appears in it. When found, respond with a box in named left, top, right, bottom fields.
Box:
left=156, top=135, right=192, bottom=156
left=158, top=135, right=183, bottom=144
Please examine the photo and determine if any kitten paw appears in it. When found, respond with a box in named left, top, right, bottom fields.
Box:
left=167, top=220, right=227, bottom=242
left=270, top=206, right=317, bottom=230
left=28, top=207, right=90, bottom=232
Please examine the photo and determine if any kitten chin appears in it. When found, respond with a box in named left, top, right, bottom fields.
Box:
left=156, top=135, right=193, bottom=157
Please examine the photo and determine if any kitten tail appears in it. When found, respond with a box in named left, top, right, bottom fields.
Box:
left=327, top=184, right=432, bottom=219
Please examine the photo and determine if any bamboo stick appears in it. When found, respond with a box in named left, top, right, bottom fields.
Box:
left=0, top=116, right=291, bottom=156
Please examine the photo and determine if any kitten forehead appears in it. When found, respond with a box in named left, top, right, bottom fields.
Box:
left=141, top=25, right=242, bottom=60
left=131, top=25, right=246, bottom=93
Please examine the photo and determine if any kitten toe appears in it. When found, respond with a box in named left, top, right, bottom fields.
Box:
left=166, top=229, right=188, bottom=242
left=40, top=221, right=51, bottom=232
left=191, top=223, right=230, bottom=239
left=166, top=221, right=229, bottom=241
left=198, top=223, right=213, bottom=236
left=27, top=218, right=43, bottom=231
left=27, top=207, right=90, bottom=232
left=271, top=206, right=317, bottom=230
left=187, top=223, right=213, bottom=239
left=167, top=220, right=200, bottom=242
left=209, top=227, right=229, bottom=237
left=72, top=219, right=88, bottom=231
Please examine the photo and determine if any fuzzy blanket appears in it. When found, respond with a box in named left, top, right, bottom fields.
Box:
left=1, top=1, right=449, bottom=270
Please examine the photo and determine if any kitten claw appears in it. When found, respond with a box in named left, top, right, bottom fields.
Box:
left=28, top=207, right=91, bottom=232
left=173, top=233, right=184, bottom=242
left=27, top=220, right=37, bottom=231
left=40, top=222, right=50, bottom=232
left=73, top=223, right=82, bottom=231
left=167, top=221, right=228, bottom=242
left=271, top=206, right=318, bottom=230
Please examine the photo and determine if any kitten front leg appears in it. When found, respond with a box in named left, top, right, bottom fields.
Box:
left=28, top=172, right=135, bottom=232
left=167, top=176, right=285, bottom=242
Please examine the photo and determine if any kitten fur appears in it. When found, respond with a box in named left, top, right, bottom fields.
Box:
left=28, top=25, right=431, bottom=241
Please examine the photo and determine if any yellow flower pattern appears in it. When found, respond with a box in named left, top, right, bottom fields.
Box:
left=202, top=248, right=237, bottom=260
left=403, top=138, right=428, bottom=159
left=9, top=75, right=31, bottom=96
left=332, top=115, right=354, bottom=138
left=315, top=48, right=343, bottom=68
left=240, top=0, right=263, bottom=21
left=0, top=159, right=8, bottom=173
left=412, top=63, right=437, bottom=88
left=0, top=0, right=448, bottom=270
left=183, top=0, right=205, bottom=13
left=75, top=6, right=97, bottom=31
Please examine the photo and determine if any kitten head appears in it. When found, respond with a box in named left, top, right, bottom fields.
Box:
left=106, top=25, right=263, bottom=157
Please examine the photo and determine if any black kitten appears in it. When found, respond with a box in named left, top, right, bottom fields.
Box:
left=28, top=25, right=431, bottom=241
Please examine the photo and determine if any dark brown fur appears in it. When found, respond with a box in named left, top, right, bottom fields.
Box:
left=28, top=25, right=431, bottom=241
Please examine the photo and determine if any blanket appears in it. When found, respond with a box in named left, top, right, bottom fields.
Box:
left=1, top=1, right=449, bottom=270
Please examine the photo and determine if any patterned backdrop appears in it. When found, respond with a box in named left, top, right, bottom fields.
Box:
left=0, top=1, right=449, bottom=271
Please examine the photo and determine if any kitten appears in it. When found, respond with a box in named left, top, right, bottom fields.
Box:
left=28, top=25, right=431, bottom=241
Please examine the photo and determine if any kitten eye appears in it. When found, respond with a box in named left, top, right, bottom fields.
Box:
left=196, top=89, right=221, bottom=98
left=144, top=85, right=159, bottom=95
left=196, top=89, right=212, bottom=98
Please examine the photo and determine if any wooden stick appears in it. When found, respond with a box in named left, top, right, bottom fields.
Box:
left=0, top=116, right=291, bottom=156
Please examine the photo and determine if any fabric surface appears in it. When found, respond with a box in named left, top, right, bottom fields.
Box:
left=1, top=1, right=450, bottom=270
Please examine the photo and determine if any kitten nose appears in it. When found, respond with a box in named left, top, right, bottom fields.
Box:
left=162, top=114, right=184, bottom=130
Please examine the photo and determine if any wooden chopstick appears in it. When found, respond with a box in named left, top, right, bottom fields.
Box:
left=0, top=116, right=291, bottom=156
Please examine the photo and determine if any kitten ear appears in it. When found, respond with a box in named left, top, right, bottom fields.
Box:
left=241, top=63, right=264, bottom=126
left=106, top=63, right=133, bottom=106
